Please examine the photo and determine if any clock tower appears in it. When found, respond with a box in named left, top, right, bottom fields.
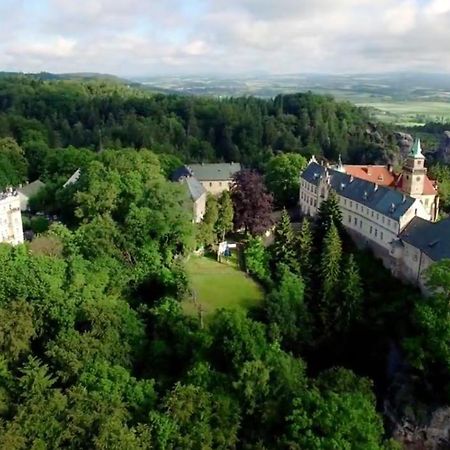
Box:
left=401, top=138, right=426, bottom=196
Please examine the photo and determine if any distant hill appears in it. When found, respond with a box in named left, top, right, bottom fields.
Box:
left=0, top=71, right=133, bottom=85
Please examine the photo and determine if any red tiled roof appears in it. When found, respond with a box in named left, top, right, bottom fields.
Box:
left=344, top=165, right=396, bottom=186
left=345, top=164, right=437, bottom=195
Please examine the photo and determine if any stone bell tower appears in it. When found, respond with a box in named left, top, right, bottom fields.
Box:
left=401, top=138, right=426, bottom=196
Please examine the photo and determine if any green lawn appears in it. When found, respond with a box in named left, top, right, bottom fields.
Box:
left=183, top=256, right=263, bottom=317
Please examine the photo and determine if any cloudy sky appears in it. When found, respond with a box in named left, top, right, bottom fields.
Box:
left=1, top=0, right=449, bottom=76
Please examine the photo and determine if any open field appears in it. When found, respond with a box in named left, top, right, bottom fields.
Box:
left=356, top=100, right=450, bottom=126
left=183, top=256, right=263, bottom=318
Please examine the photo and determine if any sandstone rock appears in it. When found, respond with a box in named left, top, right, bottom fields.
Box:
left=435, top=131, right=450, bottom=164
left=395, top=132, right=414, bottom=158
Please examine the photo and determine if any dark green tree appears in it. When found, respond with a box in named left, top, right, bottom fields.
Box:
left=338, top=254, right=363, bottom=332
left=216, top=190, right=234, bottom=241
left=317, top=189, right=342, bottom=239
left=319, top=222, right=342, bottom=327
left=271, top=209, right=299, bottom=274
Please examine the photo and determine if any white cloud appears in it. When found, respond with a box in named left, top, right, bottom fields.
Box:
left=1, top=0, right=450, bottom=75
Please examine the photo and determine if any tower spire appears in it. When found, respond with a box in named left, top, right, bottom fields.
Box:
left=410, top=138, right=424, bottom=158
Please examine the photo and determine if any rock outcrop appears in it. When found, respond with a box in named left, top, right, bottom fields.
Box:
left=395, top=132, right=414, bottom=159
left=433, top=131, right=450, bottom=164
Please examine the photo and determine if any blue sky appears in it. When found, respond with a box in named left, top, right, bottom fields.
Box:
left=0, top=0, right=449, bottom=76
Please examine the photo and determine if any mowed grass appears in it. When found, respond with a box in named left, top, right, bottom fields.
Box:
left=183, top=256, right=263, bottom=317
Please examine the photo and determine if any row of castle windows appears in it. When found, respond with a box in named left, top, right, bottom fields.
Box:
left=347, top=214, right=387, bottom=243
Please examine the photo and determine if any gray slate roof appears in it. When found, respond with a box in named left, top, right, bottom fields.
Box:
left=400, top=217, right=450, bottom=261
left=18, top=180, right=45, bottom=198
left=187, top=163, right=241, bottom=181
left=301, top=162, right=416, bottom=221
left=183, top=176, right=206, bottom=202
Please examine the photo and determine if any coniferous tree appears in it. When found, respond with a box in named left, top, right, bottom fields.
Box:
left=297, top=218, right=313, bottom=277
left=271, top=209, right=299, bottom=274
left=317, top=189, right=342, bottom=239
left=319, top=222, right=342, bottom=327
left=338, top=254, right=363, bottom=332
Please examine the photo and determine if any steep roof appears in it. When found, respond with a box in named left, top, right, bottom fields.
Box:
left=188, top=163, right=241, bottom=181
left=171, top=166, right=193, bottom=182
left=344, top=165, right=396, bottom=187
left=400, top=216, right=450, bottom=261
left=17, top=180, right=45, bottom=198
left=182, top=176, right=206, bottom=202
left=302, top=162, right=417, bottom=221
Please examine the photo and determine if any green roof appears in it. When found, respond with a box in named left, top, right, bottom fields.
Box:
left=409, top=138, right=424, bottom=158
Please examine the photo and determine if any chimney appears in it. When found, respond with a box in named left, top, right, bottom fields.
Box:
left=349, top=175, right=354, bottom=183
left=387, top=164, right=393, bottom=173
left=366, top=167, right=371, bottom=176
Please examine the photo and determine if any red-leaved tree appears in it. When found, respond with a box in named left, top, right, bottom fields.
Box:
left=231, top=169, right=274, bottom=236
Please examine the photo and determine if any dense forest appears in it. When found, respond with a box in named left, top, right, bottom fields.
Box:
left=0, top=76, right=449, bottom=448
left=0, top=76, right=401, bottom=171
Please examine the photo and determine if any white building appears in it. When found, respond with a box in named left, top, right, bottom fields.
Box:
left=299, top=140, right=448, bottom=289
left=0, top=188, right=24, bottom=245
left=391, top=217, right=450, bottom=289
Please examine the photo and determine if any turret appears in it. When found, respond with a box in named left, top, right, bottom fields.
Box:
left=401, top=138, right=426, bottom=196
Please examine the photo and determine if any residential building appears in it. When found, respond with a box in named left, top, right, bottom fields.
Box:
left=173, top=163, right=241, bottom=195
left=171, top=170, right=207, bottom=223
left=17, top=180, right=46, bottom=211
left=0, top=188, right=24, bottom=245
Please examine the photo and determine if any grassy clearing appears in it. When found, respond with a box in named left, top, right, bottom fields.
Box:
left=183, top=255, right=263, bottom=318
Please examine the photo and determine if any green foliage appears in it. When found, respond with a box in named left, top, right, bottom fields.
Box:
left=265, top=152, right=307, bottom=207
left=297, top=217, right=314, bottom=289
left=265, top=265, right=309, bottom=348
left=197, top=194, right=219, bottom=248
left=317, top=189, right=343, bottom=238
left=338, top=254, right=363, bottom=332
left=319, top=222, right=343, bottom=327
left=405, top=259, right=450, bottom=374
left=286, top=368, right=386, bottom=450
left=216, top=190, right=234, bottom=241
left=243, top=236, right=271, bottom=285
left=0, top=137, right=28, bottom=189
left=270, top=209, right=300, bottom=274
left=429, top=163, right=450, bottom=213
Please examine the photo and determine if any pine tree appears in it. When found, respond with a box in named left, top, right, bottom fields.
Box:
left=319, top=222, right=342, bottom=326
left=271, top=209, right=299, bottom=274
left=338, top=254, right=363, bottom=332
left=297, top=218, right=313, bottom=276
left=317, top=190, right=342, bottom=239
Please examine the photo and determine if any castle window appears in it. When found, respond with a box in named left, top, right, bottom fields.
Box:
left=416, top=176, right=421, bottom=182
left=380, top=232, right=384, bottom=241
left=382, top=216, right=385, bottom=224
left=370, top=226, right=373, bottom=234
left=425, top=199, right=429, bottom=206
left=359, top=220, right=362, bottom=228
left=348, top=215, right=351, bottom=223
left=406, top=175, right=409, bottom=180
left=354, top=217, right=357, bottom=226
left=350, top=201, right=353, bottom=208
left=356, top=204, right=358, bottom=211
left=375, top=229, right=378, bottom=237
left=209, top=182, right=212, bottom=187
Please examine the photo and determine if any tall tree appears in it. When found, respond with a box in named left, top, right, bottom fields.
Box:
left=265, top=153, right=307, bottom=207
left=316, top=189, right=342, bottom=239
left=338, top=254, right=363, bottom=332
left=216, top=190, right=234, bottom=241
left=198, top=195, right=219, bottom=247
left=319, top=222, right=342, bottom=327
left=297, top=218, right=314, bottom=281
left=231, top=170, right=273, bottom=236
left=243, top=236, right=271, bottom=285
left=270, top=209, right=299, bottom=274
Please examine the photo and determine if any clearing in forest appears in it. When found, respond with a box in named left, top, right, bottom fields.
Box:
left=183, top=255, right=263, bottom=318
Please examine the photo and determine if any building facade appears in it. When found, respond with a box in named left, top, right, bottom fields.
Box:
left=299, top=140, right=445, bottom=289
left=0, top=188, right=24, bottom=245
left=391, top=217, right=450, bottom=289
left=172, top=163, right=241, bottom=196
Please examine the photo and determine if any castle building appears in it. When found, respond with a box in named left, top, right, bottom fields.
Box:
left=299, top=139, right=445, bottom=288
left=0, top=188, right=24, bottom=245
left=343, top=139, right=439, bottom=221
